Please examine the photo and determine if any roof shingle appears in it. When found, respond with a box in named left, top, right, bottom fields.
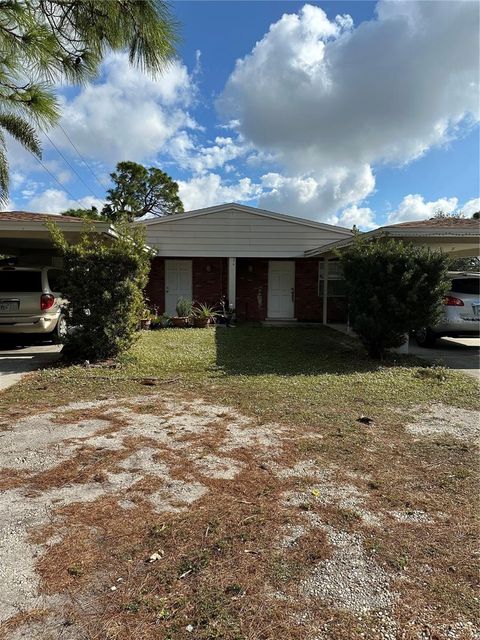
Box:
left=0, top=211, right=87, bottom=223
left=389, top=217, right=479, bottom=228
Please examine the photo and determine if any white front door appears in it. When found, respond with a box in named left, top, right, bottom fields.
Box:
left=268, top=261, right=295, bottom=319
left=165, top=260, right=192, bottom=315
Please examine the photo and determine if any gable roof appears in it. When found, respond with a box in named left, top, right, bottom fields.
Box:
left=140, top=202, right=354, bottom=237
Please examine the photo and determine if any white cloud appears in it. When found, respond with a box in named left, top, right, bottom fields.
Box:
left=169, top=134, right=249, bottom=174
left=386, top=194, right=459, bottom=224
left=337, top=205, right=377, bottom=230
left=51, top=52, right=198, bottom=164
left=219, top=1, right=479, bottom=219
left=178, top=173, right=262, bottom=210
left=258, top=165, right=375, bottom=221
left=461, top=198, right=480, bottom=217
left=25, top=189, right=104, bottom=214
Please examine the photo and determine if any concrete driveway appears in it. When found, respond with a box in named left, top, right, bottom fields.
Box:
left=329, top=325, right=479, bottom=380
left=0, top=342, right=62, bottom=391
left=408, top=337, right=480, bottom=380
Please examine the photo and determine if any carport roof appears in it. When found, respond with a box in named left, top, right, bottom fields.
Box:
left=0, top=211, right=88, bottom=223
left=392, top=218, right=478, bottom=228
left=305, top=217, right=480, bottom=258
left=0, top=211, right=117, bottom=253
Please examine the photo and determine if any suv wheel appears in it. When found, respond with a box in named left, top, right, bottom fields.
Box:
left=415, top=327, right=437, bottom=347
left=52, top=315, right=67, bottom=344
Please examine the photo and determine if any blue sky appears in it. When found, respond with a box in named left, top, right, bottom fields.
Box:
left=5, top=0, right=479, bottom=228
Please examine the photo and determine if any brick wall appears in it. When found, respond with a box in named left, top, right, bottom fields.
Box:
left=145, top=256, right=346, bottom=323
left=295, top=258, right=322, bottom=321
left=192, top=257, right=228, bottom=308
left=145, top=257, right=165, bottom=313
left=236, top=258, right=269, bottom=321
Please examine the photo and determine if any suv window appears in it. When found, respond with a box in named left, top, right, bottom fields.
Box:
left=451, top=278, right=480, bottom=295
left=47, top=269, right=63, bottom=292
left=0, top=269, right=42, bottom=292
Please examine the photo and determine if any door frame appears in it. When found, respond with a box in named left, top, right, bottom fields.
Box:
left=267, top=260, right=296, bottom=319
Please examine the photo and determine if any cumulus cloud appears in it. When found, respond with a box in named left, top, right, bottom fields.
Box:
left=51, top=53, right=197, bottom=164
left=25, top=189, right=104, bottom=214
left=386, top=194, right=460, bottom=224
left=258, top=166, right=374, bottom=221
left=337, top=205, right=377, bottom=230
left=219, top=1, right=479, bottom=219
left=169, top=134, right=250, bottom=174
left=178, top=173, right=262, bottom=210
left=461, top=198, right=480, bottom=217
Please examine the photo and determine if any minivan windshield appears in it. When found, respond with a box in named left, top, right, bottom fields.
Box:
left=0, top=270, right=42, bottom=292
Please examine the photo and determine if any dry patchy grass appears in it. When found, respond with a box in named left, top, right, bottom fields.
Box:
left=0, top=327, right=478, bottom=640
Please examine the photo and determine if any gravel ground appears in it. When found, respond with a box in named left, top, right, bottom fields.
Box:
left=403, top=402, right=480, bottom=443
left=301, top=526, right=394, bottom=614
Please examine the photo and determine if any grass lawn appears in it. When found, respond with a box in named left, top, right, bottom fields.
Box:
left=0, top=326, right=478, bottom=640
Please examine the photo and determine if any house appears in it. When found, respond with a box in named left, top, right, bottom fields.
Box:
left=142, top=203, right=354, bottom=324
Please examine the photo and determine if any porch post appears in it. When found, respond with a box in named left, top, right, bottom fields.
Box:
left=322, top=257, right=329, bottom=325
left=228, top=257, right=236, bottom=310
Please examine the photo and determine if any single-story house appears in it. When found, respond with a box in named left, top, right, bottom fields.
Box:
left=142, top=204, right=480, bottom=325
left=142, top=203, right=354, bottom=324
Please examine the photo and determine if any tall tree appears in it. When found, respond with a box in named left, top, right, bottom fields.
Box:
left=102, top=161, right=184, bottom=221
left=0, top=0, right=178, bottom=203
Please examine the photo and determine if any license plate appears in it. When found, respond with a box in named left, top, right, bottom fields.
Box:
left=0, top=300, right=19, bottom=313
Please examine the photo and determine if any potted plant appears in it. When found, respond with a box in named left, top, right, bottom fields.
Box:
left=172, top=297, right=193, bottom=328
left=151, top=313, right=172, bottom=330
left=193, top=303, right=218, bottom=328
left=140, top=308, right=155, bottom=330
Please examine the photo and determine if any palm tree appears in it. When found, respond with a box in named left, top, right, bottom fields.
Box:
left=0, top=0, right=178, bottom=203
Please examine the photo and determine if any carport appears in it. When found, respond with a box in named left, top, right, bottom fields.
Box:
left=0, top=211, right=117, bottom=263
left=306, top=217, right=480, bottom=377
left=0, top=211, right=117, bottom=390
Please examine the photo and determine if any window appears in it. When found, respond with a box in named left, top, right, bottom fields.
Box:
left=47, top=269, right=63, bottom=292
left=0, top=269, right=42, bottom=292
left=318, top=259, right=346, bottom=297
left=451, top=278, right=480, bottom=295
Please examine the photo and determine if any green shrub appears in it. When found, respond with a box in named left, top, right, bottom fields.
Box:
left=340, top=237, right=450, bottom=359
left=48, top=221, right=152, bottom=362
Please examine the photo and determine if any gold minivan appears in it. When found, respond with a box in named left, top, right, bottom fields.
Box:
left=0, top=266, right=66, bottom=341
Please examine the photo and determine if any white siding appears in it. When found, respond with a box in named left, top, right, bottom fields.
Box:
left=144, top=207, right=352, bottom=257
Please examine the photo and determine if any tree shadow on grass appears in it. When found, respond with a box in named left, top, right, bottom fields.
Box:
left=214, top=324, right=419, bottom=377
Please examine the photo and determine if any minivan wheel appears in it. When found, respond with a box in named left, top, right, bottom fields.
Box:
left=415, top=327, right=437, bottom=347
left=52, top=315, right=67, bottom=344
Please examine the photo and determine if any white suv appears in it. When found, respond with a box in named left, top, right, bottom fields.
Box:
left=415, top=272, right=480, bottom=347
left=0, top=265, right=66, bottom=341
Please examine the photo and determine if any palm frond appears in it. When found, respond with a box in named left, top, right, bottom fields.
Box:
left=0, top=131, right=10, bottom=205
left=0, top=113, right=41, bottom=156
